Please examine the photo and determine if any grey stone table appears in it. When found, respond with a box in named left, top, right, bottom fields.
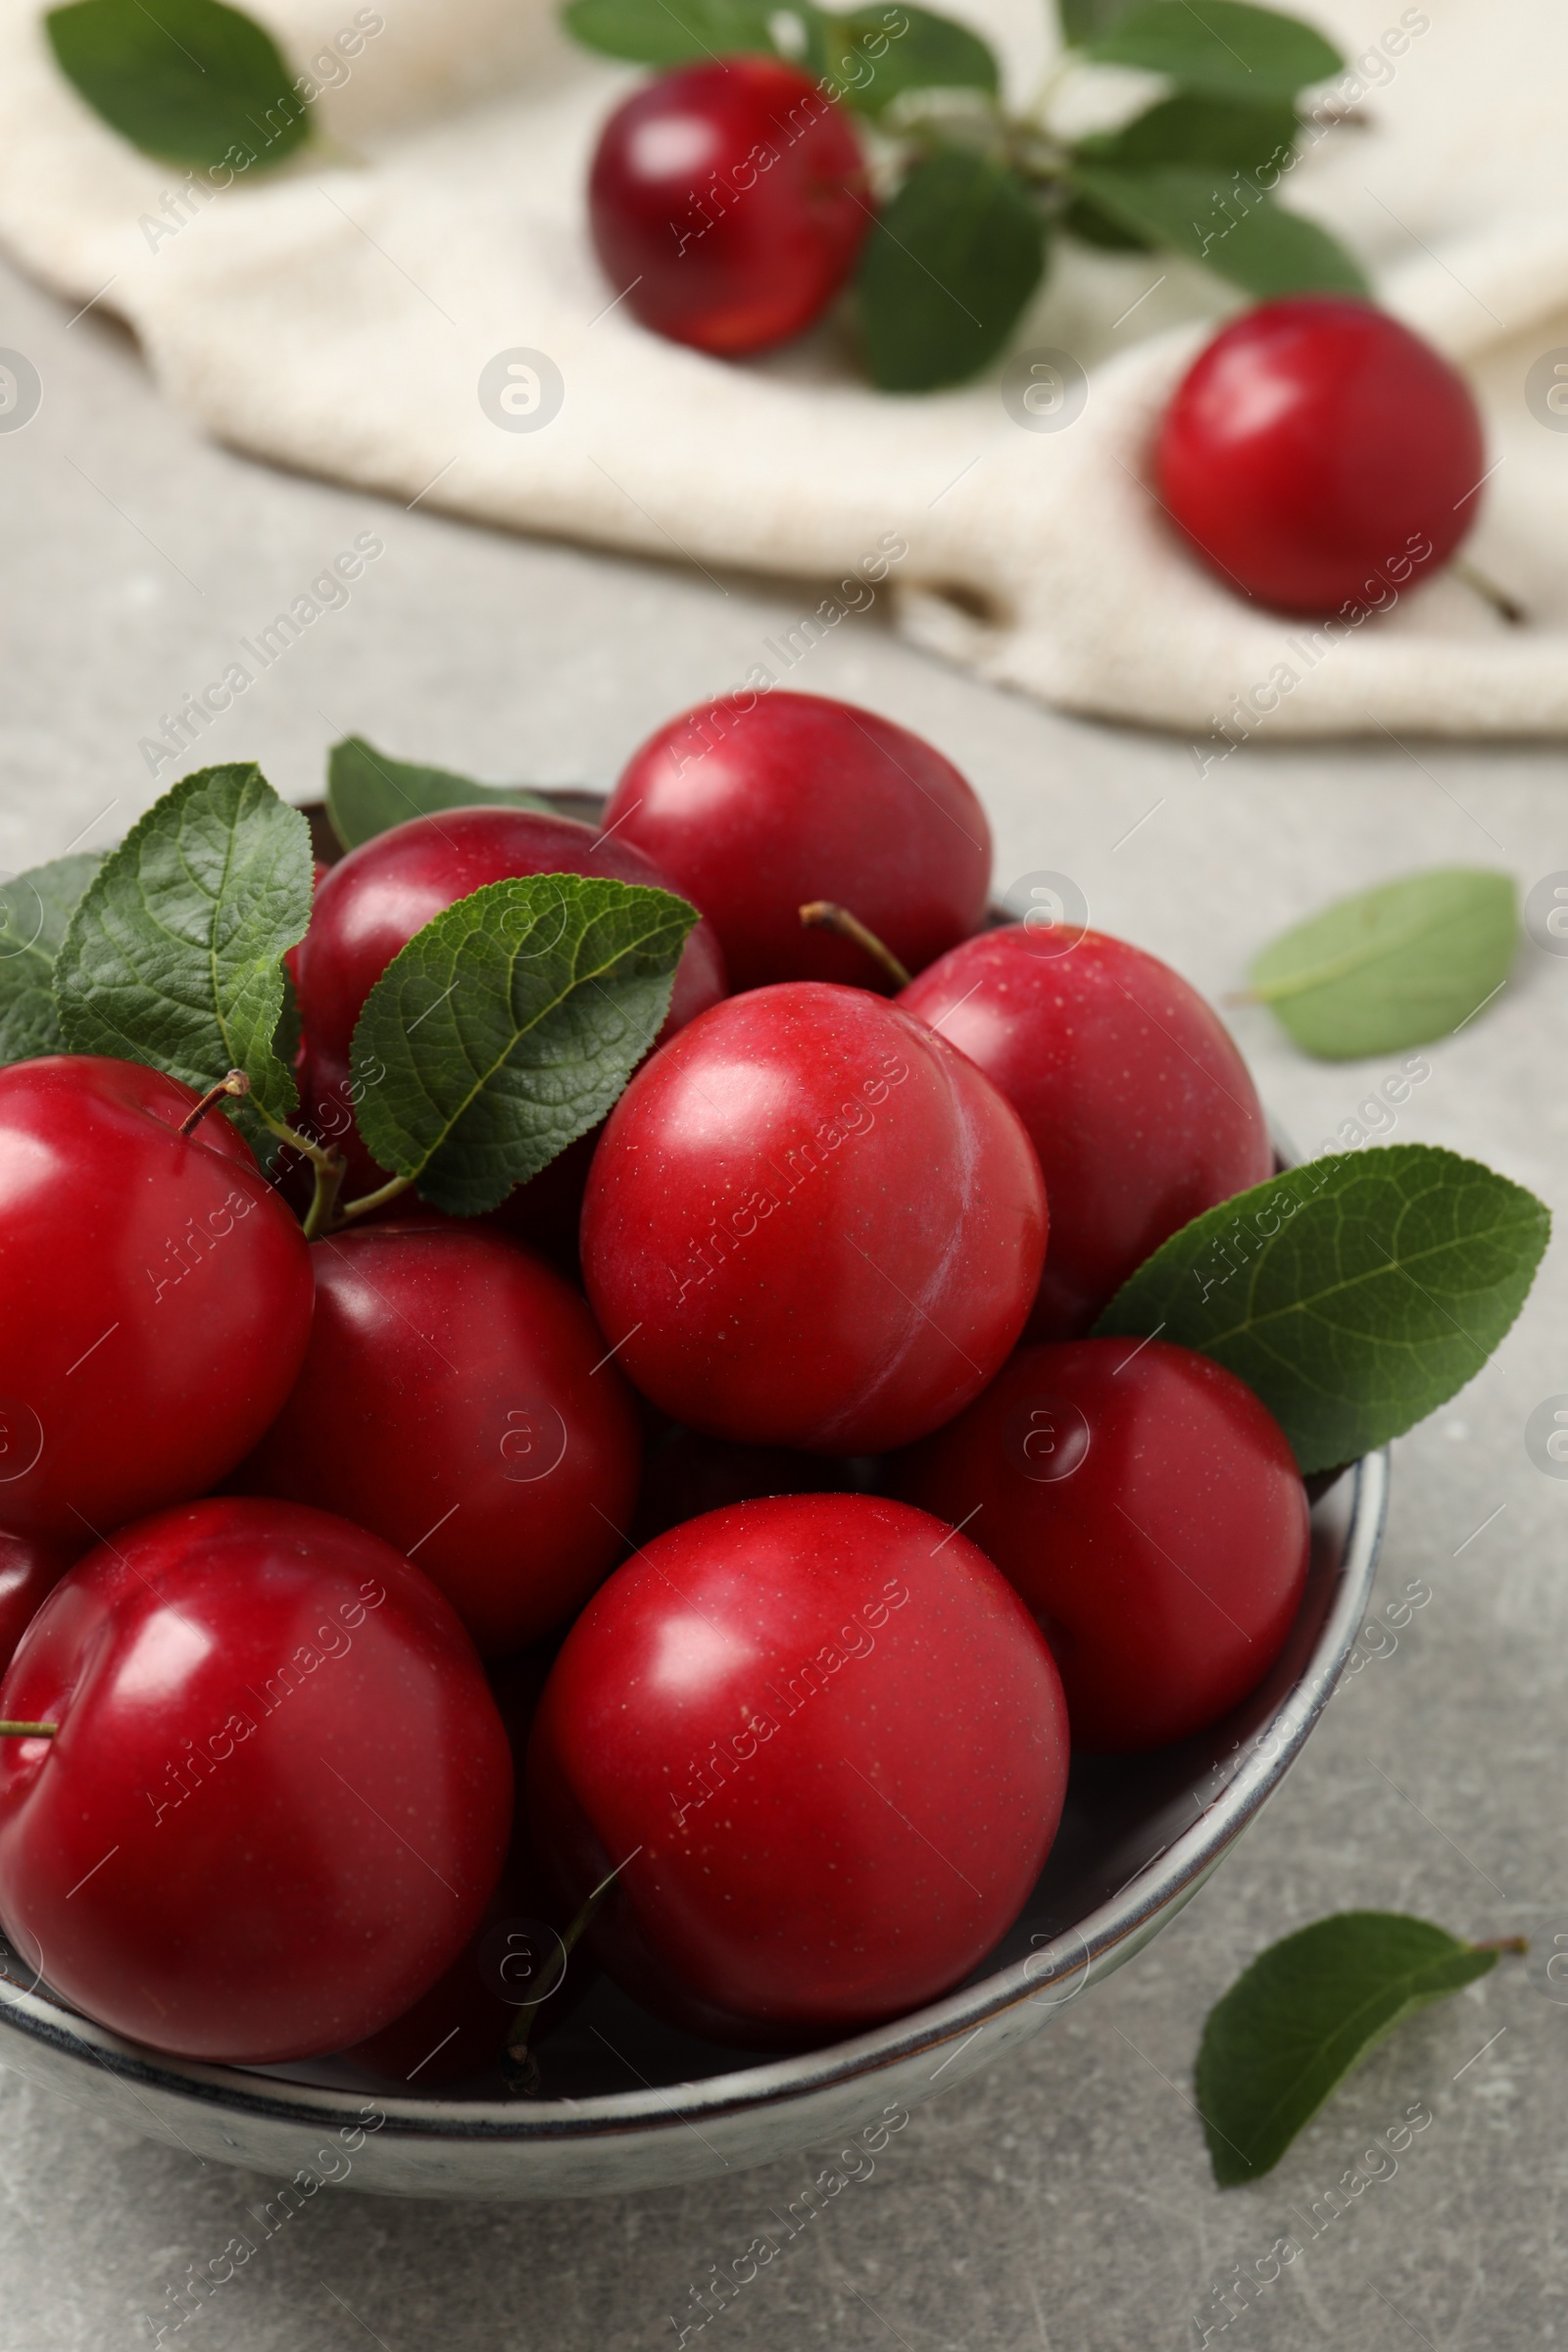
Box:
left=2, top=241, right=1567, bottom=2352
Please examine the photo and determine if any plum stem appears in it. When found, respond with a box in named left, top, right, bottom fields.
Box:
left=178, top=1070, right=251, bottom=1137
left=255, top=1104, right=336, bottom=1177
left=252, top=1101, right=412, bottom=1237
left=0, top=1722, right=57, bottom=1738
left=1451, top=558, right=1527, bottom=626
left=335, top=1172, right=416, bottom=1226
left=1471, top=1934, right=1530, bottom=1955
left=302, top=1151, right=348, bottom=1242
left=504, top=1854, right=636, bottom=2085
left=799, top=902, right=911, bottom=990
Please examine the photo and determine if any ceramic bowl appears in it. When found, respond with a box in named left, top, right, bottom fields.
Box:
left=0, top=797, right=1388, bottom=2197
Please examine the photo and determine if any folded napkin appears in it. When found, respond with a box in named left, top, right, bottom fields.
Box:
left=3, top=0, right=1565, bottom=739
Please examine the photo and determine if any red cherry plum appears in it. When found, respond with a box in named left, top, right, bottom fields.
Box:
left=527, top=1494, right=1069, bottom=2043
left=235, top=1223, right=642, bottom=1655
left=892, top=1339, right=1311, bottom=1752
left=589, top=58, right=870, bottom=356
left=0, top=1498, right=512, bottom=2062
left=0, top=1056, right=314, bottom=1543
left=1156, top=296, right=1486, bottom=614
left=605, top=691, right=991, bottom=992
left=580, top=982, right=1047, bottom=1451
left=900, top=926, right=1271, bottom=1338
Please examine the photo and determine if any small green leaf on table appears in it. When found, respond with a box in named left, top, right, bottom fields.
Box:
left=45, top=0, right=309, bottom=172
left=561, top=0, right=775, bottom=65
left=327, top=737, right=557, bottom=854
left=1198, top=1912, right=1513, bottom=2184
left=0, top=855, right=103, bottom=1068
left=1249, top=868, right=1519, bottom=1060
left=1075, top=91, right=1299, bottom=172
left=1083, top=0, right=1343, bottom=99
left=352, top=872, right=698, bottom=1216
left=857, top=148, right=1046, bottom=392
left=54, top=763, right=313, bottom=1148
left=812, top=6, right=1000, bottom=112
left=1092, top=1143, right=1549, bottom=1474
left=1066, top=163, right=1367, bottom=296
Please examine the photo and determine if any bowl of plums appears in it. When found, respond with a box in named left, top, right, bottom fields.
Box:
left=10, top=678, right=1510, bottom=2205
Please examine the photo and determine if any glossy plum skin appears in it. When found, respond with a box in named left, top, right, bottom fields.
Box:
left=527, top=1494, right=1069, bottom=2044
left=604, top=691, right=992, bottom=992
left=892, top=1340, right=1311, bottom=1753
left=1156, top=297, right=1485, bottom=614
left=900, top=927, right=1272, bottom=1339
left=234, top=1224, right=642, bottom=1655
left=0, top=1499, right=512, bottom=2062
left=294, top=807, right=727, bottom=1189
left=588, top=58, right=870, bottom=357
left=0, top=1534, right=79, bottom=1680
left=0, top=1057, right=314, bottom=1543
left=580, top=983, right=1048, bottom=1452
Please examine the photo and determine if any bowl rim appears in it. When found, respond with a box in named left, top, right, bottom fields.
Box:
left=0, top=1448, right=1388, bottom=2142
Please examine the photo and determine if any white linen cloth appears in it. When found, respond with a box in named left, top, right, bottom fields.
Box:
left=2, top=0, right=1565, bottom=741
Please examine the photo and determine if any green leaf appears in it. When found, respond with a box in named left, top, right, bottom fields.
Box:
left=1060, top=193, right=1153, bottom=250
left=812, top=5, right=1000, bottom=112
left=1083, top=0, right=1343, bottom=98
left=352, top=873, right=698, bottom=1216
left=45, top=0, right=309, bottom=172
left=1250, top=869, right=1519, bottom=1060
left=560, top=0, right=998, bottom=95
left=273, top=956, right=303, bottom=1075
left=856, top=149, right=1047, bottom=392
left=1075, top=90, right=1298, bottom=171
left=1058, top=0, right=1141, bottom=36
left=55, top=764, right=314, bottom=1147
left=1066, top=163, right=1368, bottom=295
left=1198, top=1913, right=1503, bottom=2184
left=0, top=855, right=104, bottom=1067
left=561, top=0, right=775, bottom=65
left=327, top=737, right=556, bottom=854
left=1092, top=1144, right=1549, bottom=1474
